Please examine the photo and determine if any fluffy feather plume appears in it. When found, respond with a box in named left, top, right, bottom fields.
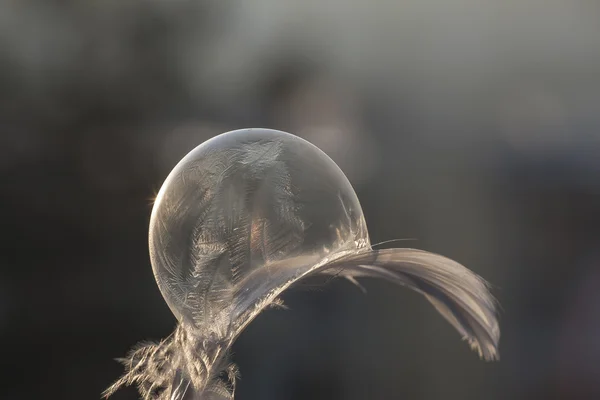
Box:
left=105, top=245, right=500, bottom=398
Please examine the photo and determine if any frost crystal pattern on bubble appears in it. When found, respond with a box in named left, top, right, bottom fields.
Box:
left=106, top=128, right=500, bottom=400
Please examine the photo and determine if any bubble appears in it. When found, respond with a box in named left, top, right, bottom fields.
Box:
left=149, top=128, right=369, bottom=333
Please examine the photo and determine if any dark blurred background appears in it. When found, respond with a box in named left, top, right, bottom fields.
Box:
left=2, top=1, right=600, bottom=399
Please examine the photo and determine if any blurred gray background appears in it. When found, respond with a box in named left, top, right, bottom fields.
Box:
left=2, top=1, right=600, bottom=399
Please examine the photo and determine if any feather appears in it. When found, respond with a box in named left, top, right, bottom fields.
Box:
left=318, top=248, right=500, bottom=360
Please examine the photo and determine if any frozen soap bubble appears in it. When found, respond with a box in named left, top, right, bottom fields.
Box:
left=107, top=128, right=500, bottom=400
left=150, top=128, right=369, bottom=336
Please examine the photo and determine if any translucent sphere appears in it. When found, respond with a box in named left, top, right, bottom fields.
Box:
left=149, top=128, right=369, bottom=333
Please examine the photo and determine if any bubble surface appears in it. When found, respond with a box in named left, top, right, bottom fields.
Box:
left=149, top=128, right=369, bottom=332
